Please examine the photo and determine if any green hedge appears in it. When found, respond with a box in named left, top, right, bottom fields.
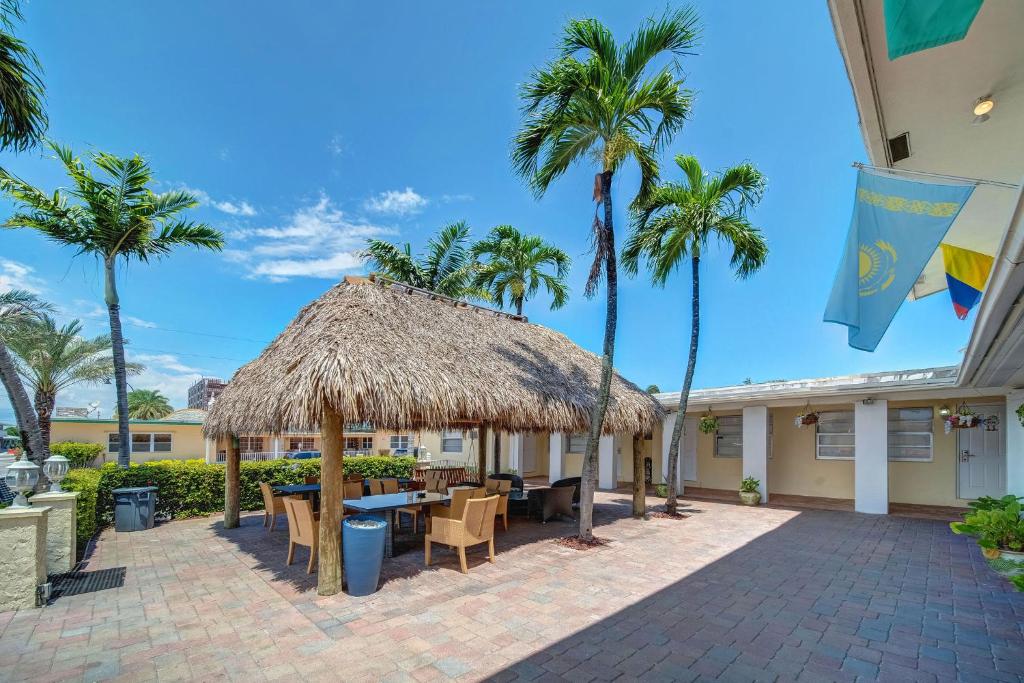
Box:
left=51, top=441, right=104, bottom=468
left=63, top=468, right=102, bottom=556
left=91, top=456, right=416, bottom=523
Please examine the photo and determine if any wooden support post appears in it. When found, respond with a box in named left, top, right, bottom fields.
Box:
left=224, top=434, right=241, bottom=529
left=478, top=424, right=489, bottom=483
left=631, top=433, right=645, bottom=518
left=318, top=409, right=344, bottom=596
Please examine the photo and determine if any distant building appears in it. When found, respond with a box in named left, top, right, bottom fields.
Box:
left=56, top=407, right=89, bottom=418
left=187, top=377, right=227, bottom=409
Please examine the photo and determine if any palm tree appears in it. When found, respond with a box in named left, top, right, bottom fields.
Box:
left=364, top=221, right=487, bottom=299
left=470, top=225, right=570, bottom=316
left=0, top=142, right=223, bottom=467
left=646, top=384, right=661, bottom=394
left=0, top=289, right=49, bottom=463
left=623, top=154, right=768, bottom=515
left=126, top=389, right=173, bottom=420
left=0, top=1, right=47, bottom=151
left=512, top=8, right=698, bottom=540
left=8, top=316, right=141, bottom=453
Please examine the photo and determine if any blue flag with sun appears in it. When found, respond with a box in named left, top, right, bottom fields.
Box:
left=824, top=170, right=974, bottom=351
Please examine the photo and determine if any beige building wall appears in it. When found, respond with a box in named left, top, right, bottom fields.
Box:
left=50, top=420, right=205, bottom=464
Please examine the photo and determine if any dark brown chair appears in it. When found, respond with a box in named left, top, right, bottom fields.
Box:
left=541, top=485, right=575, bottom=524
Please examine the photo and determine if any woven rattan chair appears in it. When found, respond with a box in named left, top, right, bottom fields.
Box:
left=425, top=494, right=500, bottom=573
left=423, top=470, right=448, bottom=494
left=259, top=482, right=287, bottom=531
left=367, top=478, right=384, bottom=495
left=304, top=475, right=320, bottom=484
left=343, top=481, right=363, bottom=499
left=283, top=496, right=320, bottom=574
left=485, top=478, right=512, bottom=495
left=427, top=487, right=483, bottom=533
left=376, top=478, right=420, bottom=530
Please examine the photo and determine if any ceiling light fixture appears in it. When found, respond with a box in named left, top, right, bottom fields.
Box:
left=973, top=95, right=995, bottom=117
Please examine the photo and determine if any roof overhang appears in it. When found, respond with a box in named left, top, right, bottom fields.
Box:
left=828, top=0, right=1024, bottom=300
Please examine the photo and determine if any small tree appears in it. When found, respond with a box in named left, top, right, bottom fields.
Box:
left=364, top=221, right=487, bottom=299
left=0, top=289, right=49, bottom=462
left=126, top=389, right=173, bottom=419
left=470, top=225, right=570, bottom=316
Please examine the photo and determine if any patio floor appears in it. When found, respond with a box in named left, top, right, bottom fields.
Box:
left=1, top=491, right=1023, bottom=682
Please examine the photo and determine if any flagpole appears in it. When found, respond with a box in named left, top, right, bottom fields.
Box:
left=852, top=162, right=1020, bottom=190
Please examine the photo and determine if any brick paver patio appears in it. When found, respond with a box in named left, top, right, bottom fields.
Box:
left=1, top=491, right=1022, bottom=682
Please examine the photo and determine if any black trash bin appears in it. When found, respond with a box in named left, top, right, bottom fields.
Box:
left=342, top=514, right=387, bottom=596
left=112, top=486, right=158, bottom=532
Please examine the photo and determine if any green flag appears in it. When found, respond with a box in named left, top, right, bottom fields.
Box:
left=885, top=0, right=984, bottom=60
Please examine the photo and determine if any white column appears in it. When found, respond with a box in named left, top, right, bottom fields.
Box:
left=598, top=434, right=615, bottom=489
left=742, top=406, right=769, bottom=503
left=273, top=436, right=281, bottom=460
left=204, top=438, right=213, bottom=464
left=508, top=433, right=523, bottom=474
left=1007, top=391, right=1024, bottom=497
left=855, top=399, right=889, bottom=514
left=661, top=413, right=677, bottom=484
left=549, top=432, right=564, bottom=482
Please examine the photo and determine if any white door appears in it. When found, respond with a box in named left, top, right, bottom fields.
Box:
left=682, top=417, right=698, bottom=484
left=957, top=405, right=1006, bottom=500
left=522, top=434, right=536, bottom=474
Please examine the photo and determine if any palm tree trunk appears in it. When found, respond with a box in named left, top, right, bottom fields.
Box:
left=0, top=341, right=43, bottom=464
left=631, top=433, right=645, bottom=518
left=515, top=298, right=524, bottom=317
left=665, top=254, right=700, bottom=515
left=105, top=257, right=131, bottom=468
left=579, top=170, right=617, bottom=541
left=33, top=388, right=54, bottom=458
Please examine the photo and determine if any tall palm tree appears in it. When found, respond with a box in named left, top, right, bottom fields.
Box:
left=512, top=8, right=698, bottom=540
left=126, top=389, right=173, bottom=420
left=645, top=384, right=661, bottom=394
left=0, top=289, right=49, bottom=463
left=470, top=225, right=570, bottom=316
left=364, top=221, right=487, bottom=299
left=8, top=316, right=141, bottom=453
left=0, top=0, right=46, bottom=151
left=623, top=154, right=768, bottom=515
left=0, top=142, right=223, bottom=467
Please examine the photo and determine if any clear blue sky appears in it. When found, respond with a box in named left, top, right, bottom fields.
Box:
left=0, top=1, right=976, bottom=417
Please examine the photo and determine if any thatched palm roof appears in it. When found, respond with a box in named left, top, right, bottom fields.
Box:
left=204, top=276, right=662, bottom=437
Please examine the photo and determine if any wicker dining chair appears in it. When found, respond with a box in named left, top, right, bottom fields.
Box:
left=485, top=478, right=511, bottom=495
left=259, top=482, right=287, bottom=531
left=380, top=478, right=421, bottom=531
left=304, top=475, right=320, bottom=484
left=343, top=481, right=363, bottom=499
left=367, top=478, right=384, bottom=495
left=425, top=494, right=500, bottom=573
left=427, top=487, right=483, bottom=533
left=283, top=496, right=321, bottom=574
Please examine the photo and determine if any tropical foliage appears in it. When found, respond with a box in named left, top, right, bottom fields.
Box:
left=512, top=7, right=699, bottom=540
left=623, top=154, right=767, bottom=514
left=0, top=142, right=223, bottom=467
left=364, top=221, right=487, bottom=299
left=126, top=389, right=173, bottom=419
left=49, top=441, right=104, bottom=468
left=8, top=315, right=139, bottom=452
left=0, top=0, right=46, bottom=151
left=470, top=225, right=570, bottom=316
left=0, top=289, right=50, bottom=462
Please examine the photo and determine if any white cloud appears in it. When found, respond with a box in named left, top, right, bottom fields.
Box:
left=226, top=193, right=393, bottom=282
left=328, top=133, right=344, bottom=156
left=69, top=300, right=157, bottom=330
left=179, top=185, right=257, bottom=217
left=364, top=187, right=428, bottom=216
left=0, top=259, right=45, bottom=295
left=124, top=315, right=158, bottom=329
left=131, top=353, right=202, bottom=374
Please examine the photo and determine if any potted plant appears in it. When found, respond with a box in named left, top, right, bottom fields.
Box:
left=698, top=411, right=718, bottom=435
left=794, top=409, right=819, bottom=428
left=739, top=476, right=761, bottom=506
left=950, top=496, right=1024, bottom=561
left=1017, top=403, right=1024, bottom=428
left=944, top=403, right=979, bottom=434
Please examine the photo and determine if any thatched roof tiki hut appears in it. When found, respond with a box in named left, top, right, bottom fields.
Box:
left=205, top=275, right=662, bottom=595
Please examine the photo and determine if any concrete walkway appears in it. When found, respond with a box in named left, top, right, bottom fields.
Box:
left=0, top=492, right=1021, bottom=682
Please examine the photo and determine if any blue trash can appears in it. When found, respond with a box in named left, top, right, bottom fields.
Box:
left=112, top=486, right=158, bottom=532
left=342, top=514, right=387, bottom=596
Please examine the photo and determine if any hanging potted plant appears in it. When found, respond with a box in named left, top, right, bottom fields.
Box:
left=944, top=402, right=979, bottom=434
left=1016, top=403, right=1024, bottom=428
left=794, top=403, right=819, bottom=428
left=698, top=409, right=718, bottom=435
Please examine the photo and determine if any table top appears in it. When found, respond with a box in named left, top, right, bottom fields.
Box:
left=343, top=492, right=450, bottom=512
left=272, top=483, right=320, bottom=495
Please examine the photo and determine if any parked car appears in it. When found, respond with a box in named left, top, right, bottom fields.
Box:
left=287, top=450, right=320, bottom=460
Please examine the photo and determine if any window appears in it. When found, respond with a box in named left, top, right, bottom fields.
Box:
left=110, top=432, right=173, bottom=454
left=361, top=437, right=373, bottom=450
left=888, top=407, right=933, bottom=462
left=565, top=433, right=587, bottom=453
left=390, top=435, right=410, bottom=450
left=816, top=411, right=854, bottom=460
left=441, top=430, right=463, bottom=453
left=288, top=437, right=315, bottom=451
left=344, top=437, right=373, bottom=452
left=714, top=416, right=743, bottom=458
left=238, top=436, right=264, bottom=453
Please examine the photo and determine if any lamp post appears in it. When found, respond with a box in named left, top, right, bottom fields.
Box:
left=42, top=455, right=70, bottom=492
left=5, top=456, right=39, bottom=507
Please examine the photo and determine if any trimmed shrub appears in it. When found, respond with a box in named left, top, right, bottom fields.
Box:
left=62, top=468, right=102, bottom=556
left=92, top=455, right=416, bottom=523
left=50, top=441, right=104, bottom=468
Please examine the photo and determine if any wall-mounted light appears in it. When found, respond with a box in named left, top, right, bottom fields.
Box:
left=939, top=404, right=952, bottom=417
left=861, top=397, right=875, bottom=405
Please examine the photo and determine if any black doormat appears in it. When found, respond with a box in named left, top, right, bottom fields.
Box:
left=48, top=567, right=126, bottom=602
